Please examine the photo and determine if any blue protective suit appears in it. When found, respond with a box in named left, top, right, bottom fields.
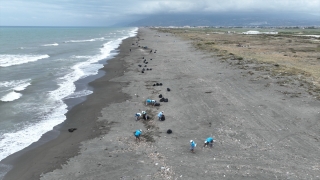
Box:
left=135, top=130, right=141, bottom=137
left=206, top=137, right=214, bottom=143
left=190, top=141, right=196, bottom=148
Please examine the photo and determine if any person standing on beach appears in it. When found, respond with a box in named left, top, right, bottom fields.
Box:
left=158, top=111, right=164, bottom=120
left=142, top=110, right=147, bottom=120
left=134, top=129, right=142, bottom=142
left=190, top=140, right=196, bottom=153
left=203, top=137, right=215, bottom=148
left=135, top=112, right=141, bottom=120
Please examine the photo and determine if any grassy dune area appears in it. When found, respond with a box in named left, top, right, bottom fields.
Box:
left=157, top=28, right=320, bottom=98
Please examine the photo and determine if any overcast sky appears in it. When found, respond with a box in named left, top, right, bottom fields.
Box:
left=0, top=0, right=319, bottom=26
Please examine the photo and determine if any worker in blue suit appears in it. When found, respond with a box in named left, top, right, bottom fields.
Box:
left=203, top=137, right=215, bottom=147
left=134, top=129, right=142, bottom=142
left=190, top=140, right=196, bottom=153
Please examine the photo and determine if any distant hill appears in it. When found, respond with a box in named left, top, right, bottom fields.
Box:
left=128, top=13, right=320, bottom=27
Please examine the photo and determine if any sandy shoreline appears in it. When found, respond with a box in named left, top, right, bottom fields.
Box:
left=3, top=28, right=320, bottom=179
left=1, top=36, right=135, bottom=180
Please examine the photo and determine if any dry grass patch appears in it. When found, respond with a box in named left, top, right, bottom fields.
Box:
left=157, top=28, right=320, bottom=96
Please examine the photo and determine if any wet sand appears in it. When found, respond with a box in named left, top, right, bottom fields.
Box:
left=1, top=37, right=133, bottom=180
left=3, top=28, right=320, bottom=179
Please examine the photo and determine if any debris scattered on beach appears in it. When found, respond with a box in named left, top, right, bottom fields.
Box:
left=68, top=128, right=77, bottom=132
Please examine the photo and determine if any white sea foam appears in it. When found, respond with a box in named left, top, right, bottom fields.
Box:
left=0, top=101, right=67, bottom=161
left=81, top=63, right=104, bottom=77
left=0, top=79, right=31, bottom=102
left=129, top=27, right=138, bottom=37
left=64, top=37, right=105, bottom=43
left=0, top=28, right=138, bottom=162
left=71, top=55, right=92, bottom=59
left=42, top=43, right=59, bottom=46
left=0, top=54, right=49, bottom=67
left=65, top=90, right=93, bottom=99
left=0, top=91, right=22, bottom=102
left=295, top=35, right=320, bottom=38
left=49, top=34, right=128, bottom=101
left=0, top=79, right=31, bottom=90
left=13, top=82, right=31, bottom=91
left=18, top=47, right=34, bottom=50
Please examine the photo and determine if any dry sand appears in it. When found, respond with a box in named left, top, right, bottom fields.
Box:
left=3, top=28, right=320, bottom=179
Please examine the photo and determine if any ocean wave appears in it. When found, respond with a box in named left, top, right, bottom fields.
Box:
left=295, top=35, right=320, bottom=38
left=0, top=91, right=22, bottom=102
left=0, top=54, right=50, bottom=67
left=64, top=90, right=93, bottom=99
left=18, top=47, right=34, bottom=50
left=0, top=79, right=31, bottom=90
left=13, top=82, right=31, bottom=91
left=42, top=43, right=59, bottom=46
left=76, top=27, right=137, bottom=78
left=0, top=101, right=67, bottom=161
left=64, top=37, right=105, bottom=43
left=70, top=55, right=92, bottom=59
left=129, top=27, right=138, bottom=37
left=0, top=27, right=138, bottom=163
left=48, top=36, right=125, bottom=101
left=0, top=79, right=31, bottom=102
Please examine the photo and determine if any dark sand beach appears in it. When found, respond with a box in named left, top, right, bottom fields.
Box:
left=1, top=37, right=134, bottom=179
left=2, top=28, right=320, bottom=179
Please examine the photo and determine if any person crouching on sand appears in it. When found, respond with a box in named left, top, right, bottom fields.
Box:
left=146, top=99, right=151, bottom=105
left=146, top=99, right=156, bottom=106
left=134, top=129, right=142, bottom=142
left=204, top=137, right=215, bottom=148
left=135, top=113, right=141, bottom=121
left=190, top=140, right=196, bottom=153
left=142, top=111, right=148, bottom=120
left=158, top=111, right=164, bottom=120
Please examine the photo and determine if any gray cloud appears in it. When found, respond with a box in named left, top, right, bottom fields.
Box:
left=115, top=0, right=320, bottom=14
left=1, top=0, right=319, bottom=26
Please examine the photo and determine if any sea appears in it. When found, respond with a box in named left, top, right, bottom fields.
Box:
left=0, top=26, right=137, bottom=176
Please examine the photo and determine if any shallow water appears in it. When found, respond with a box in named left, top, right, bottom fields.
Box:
left=0, top=26, right=137, bottom=164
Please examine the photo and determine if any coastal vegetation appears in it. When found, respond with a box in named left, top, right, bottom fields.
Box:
left=156, top=27, right=320, bottom=99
